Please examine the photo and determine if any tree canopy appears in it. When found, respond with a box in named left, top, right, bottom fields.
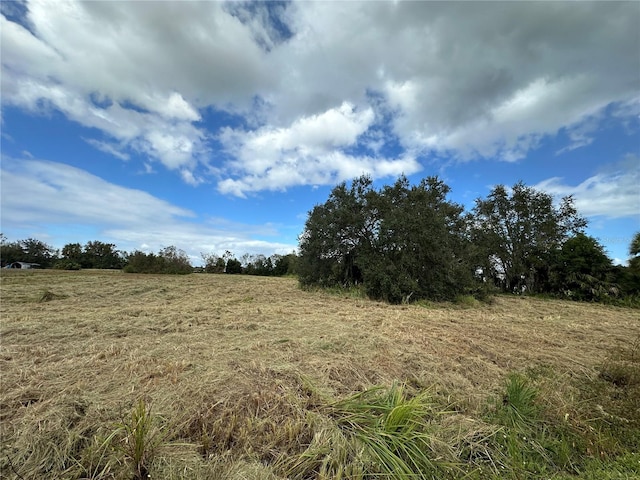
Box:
left=472, top=182, right=586, bottom=293
left=299, top=175, right=480, bottom=303
left=298, top=176, right=637, bottom=305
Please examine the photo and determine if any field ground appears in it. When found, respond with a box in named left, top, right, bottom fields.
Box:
left=1, top=270, right=639, bottom=479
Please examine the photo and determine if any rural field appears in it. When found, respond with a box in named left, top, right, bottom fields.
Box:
left=1, top=270, right=638, bottom=479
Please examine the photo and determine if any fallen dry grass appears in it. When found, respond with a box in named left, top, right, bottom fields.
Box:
left=1, top=270, right=638, bottom=478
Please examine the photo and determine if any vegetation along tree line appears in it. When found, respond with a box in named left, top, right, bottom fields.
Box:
left=0, top=234, right=298, bottom=277
left=2, top=176, right=639, bottom=304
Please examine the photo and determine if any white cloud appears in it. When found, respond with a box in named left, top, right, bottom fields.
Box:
left=534, top=156, right=640, bottom=219
left=218, top=102, right=420, bottom=196
left=0, top=157, right=296, bottom=260
left=1, top=157, right=194, bottom=226
left=1, top=1, right=639, bottom=190
left=83, top=138, right=130, bottom=161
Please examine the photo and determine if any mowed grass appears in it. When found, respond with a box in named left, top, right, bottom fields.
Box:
left=1, top=269, right=639, bottom=479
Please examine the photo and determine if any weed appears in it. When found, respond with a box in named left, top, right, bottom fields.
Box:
left=110, top=398, right=170, bottom=480
left=454, top=294, right=481, bottom=308
left=38, top=290, right=66, bottom=302
left=498, top=373, right=540, bottom=430
left=282, top=383, right=459, bottom=479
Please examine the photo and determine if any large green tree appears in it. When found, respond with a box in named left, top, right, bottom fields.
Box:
left=472, top=182, right=586, bottom=293
left=362, top=176, right=476, bottom=302
left=298, top=176, right=378, bottom=288
left=299, top=175, right=480, bottom=303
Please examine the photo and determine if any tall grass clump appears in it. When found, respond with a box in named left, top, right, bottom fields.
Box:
left=281, top=383, right=459, bottom=479
left=110, top=398, right=171, bottom=480
left=498, top=373, right=540, bottom=430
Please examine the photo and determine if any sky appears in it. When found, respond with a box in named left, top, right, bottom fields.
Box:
left=1, top=0, right=639, bottom=266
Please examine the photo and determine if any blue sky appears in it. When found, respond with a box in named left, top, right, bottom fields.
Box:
left=1, top=0, right=639, bottom=265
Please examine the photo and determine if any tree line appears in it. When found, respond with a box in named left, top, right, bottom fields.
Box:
left=298, top=175, right=640, bottom=305
left=2, top=174, right=638, bottom=305
left=0, top=235, right=297, bottom=277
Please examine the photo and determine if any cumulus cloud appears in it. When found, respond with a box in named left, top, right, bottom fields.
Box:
left=1, top=1, right=639, bottom=190
left=535, top=155, right=640, bottom=219
left=0, top=157, right=296, bottom=259
left=218, top=102, right=421, bottom=196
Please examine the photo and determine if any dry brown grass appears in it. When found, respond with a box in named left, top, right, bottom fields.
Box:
left=1, top=269, right=638, bottom=478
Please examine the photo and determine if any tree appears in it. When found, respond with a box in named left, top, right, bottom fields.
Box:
left=62, top=243, right=84, bottom=264
left=124, top=251, right=160, bottom=273
left=361, top=176, right=477, bottom=302
left=472, top=182, right=586, bottom=293
left=123, top=246, right=191, bottom=274
left=158, top=246, right=192, bottom=274
left=201, top=253, right=225, bottom=273
left=609, top=232, right=640, bottom=298
left=225, top=257, right=243, bottom=274
left=243, top=254, right=274, bottom=276
left=298, top=176, right=378, bottom=288
left=83, top=241, right=124, bottom=269
left=0, top=235, right=24, bottom=267
left=629, top=232, right=640, bottom=273
left=20, top=238, right=57, bottom=268
left=549, top=234, right=615, bottom=300
left=299, top=175, right=481, bottom=303
left=273, top=253, right=298, bottom=276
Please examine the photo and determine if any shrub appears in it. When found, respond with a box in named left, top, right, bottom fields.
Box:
left=54, top=260, right=81, bottom=270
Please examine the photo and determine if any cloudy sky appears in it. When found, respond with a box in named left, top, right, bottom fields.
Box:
left=1, top=0, right=638, bottom=265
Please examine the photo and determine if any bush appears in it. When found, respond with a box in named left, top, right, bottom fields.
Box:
left=225, top=258, right=242, bottom=274
left=124, top=247, right=192, bottom=274
left=54, top=260, right=82, bottom=270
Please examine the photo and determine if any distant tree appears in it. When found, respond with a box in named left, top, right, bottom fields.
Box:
left=61, top=243, right=84, bottom=265
left=225, top=257, right=243, bottom=274
left=20, top=238, right=57, bottom=268
left=201, top=253, right=225, bottom=273
left=83, top=241, right=124, bottom=269
left=472, top=182, right=587, bottom=293
left=243, top=254, right=274, bottom=276
left=0, top=235, right=24, bottom=267
left=124, top=251, right=161, bottom=274
left=273, top=253, right=298, bottom=276
left=54, top=259, right=82, bottom=270
left=607, top=233, right=640, bottom=299
left=158, top=246, right=192, bottom=274
left=123, top=246, right=191, bottom=274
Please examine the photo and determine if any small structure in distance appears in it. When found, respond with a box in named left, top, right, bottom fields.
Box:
left=4, top=262, right=41, bottom=269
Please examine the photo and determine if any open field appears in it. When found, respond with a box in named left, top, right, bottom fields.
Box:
left=1, top=270, right=639, bottom=479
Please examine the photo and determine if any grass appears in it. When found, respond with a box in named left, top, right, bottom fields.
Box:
left=1, top=269, right=639, bottom=479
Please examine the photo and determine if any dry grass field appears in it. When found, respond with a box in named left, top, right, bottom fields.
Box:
left=1, top=270, right=639, bottom=479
